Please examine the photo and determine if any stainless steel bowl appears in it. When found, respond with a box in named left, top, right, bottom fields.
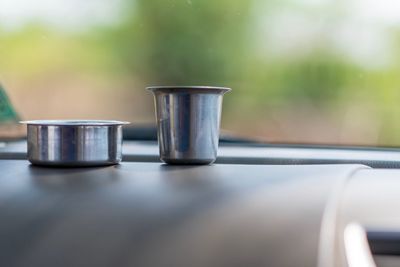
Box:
left=21, top=120, right=129, bottom=167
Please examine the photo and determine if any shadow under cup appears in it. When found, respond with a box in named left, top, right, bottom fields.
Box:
left=147, top=86, right=231, bottom=165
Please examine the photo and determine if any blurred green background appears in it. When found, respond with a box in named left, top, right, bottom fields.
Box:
left=1, top=0, right=400, bottom=145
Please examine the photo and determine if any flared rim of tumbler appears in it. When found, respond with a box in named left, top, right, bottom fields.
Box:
left=146, top=86, right=231, bottom=94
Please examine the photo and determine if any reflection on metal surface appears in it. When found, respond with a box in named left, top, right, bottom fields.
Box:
left=344, top=223, right=376, bottom=267
left=148, top=86, right=231, bottom=165
left=22, top=120, right=129, bottom=166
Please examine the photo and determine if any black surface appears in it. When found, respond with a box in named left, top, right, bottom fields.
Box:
left=4, top=140, right=400, bottom=168
left=123, top=125, right=157, bottom=141
left=368, top=231, right=400, bottom=255
left=0, top=161, right=363, bottom=267
left=122, top=125, right=257, bottom=143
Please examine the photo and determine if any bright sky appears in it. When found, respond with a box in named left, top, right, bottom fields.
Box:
left=0, top=0, right=123, bottom=30
left=1, top=0, right=400, bottom=29
left=352, top=0, right=400, bottom=25
left=251, top=0, right=400, bottom=69
left=1, top=0, right=399, bottom=69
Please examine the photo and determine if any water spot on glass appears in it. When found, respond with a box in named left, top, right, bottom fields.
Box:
left=186, top=0, right=192, bottom=5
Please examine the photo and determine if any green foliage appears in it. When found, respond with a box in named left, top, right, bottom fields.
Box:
left=110, top=0, right=253, bottom=85
left=2, top=0, right=400, bottom=144
left=0, top=24, right=118, bottom=78
left=0, top=84, right=19, bottom=122
left=276, top=54, right=352, bottom=103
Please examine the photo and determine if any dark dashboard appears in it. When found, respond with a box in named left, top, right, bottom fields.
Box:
left=0, top=140, right=399, bottom=267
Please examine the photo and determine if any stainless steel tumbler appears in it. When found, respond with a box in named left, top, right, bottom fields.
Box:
left=147, top=86, right=231, bottom=164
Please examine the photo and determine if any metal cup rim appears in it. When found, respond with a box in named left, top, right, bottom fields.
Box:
left=20, top=120, right=130, bottom=126
left=146, top=86, right=231, bottom=93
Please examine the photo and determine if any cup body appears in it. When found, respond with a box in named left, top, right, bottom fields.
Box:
left=148, top=86, right=231, bottom=164
left=21, top=120, right=129, bottom=167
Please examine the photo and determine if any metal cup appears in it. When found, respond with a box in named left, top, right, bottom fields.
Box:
left=147, top=86, right=231, bottom=165
left=20, top=120, right=129, bottom=167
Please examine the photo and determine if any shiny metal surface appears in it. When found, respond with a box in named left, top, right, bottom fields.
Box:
left=148, top=86, right=231, bottom=164
left=21, top=120, right=129, bottom=166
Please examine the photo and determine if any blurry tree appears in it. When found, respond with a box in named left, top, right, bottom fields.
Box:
left=3, top=0, right=400, bottom=144
left=111, top=0, right=254, bottom=85
left=277, top=52, right=353, bottom=104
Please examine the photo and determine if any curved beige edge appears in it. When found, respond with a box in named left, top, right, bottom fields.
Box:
left=317, top=165, right=371, bottom=267
left=344, top=223, right=376, bottom=267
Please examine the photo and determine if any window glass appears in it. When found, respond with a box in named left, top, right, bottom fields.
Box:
left=1, top=0, right=399, bottom=145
